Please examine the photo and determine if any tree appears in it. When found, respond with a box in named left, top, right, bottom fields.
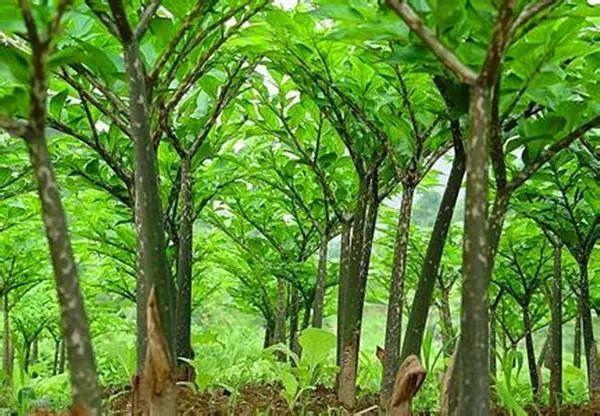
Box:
left=0, top=1, right=101, bottom=412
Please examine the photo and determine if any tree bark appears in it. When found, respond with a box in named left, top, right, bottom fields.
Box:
left=25, top=35, right=101, bottom=413
left=401, top=136, right=465, bottom=359
left=578, top=259, right=600, bottom=397
left=549, top=243, right=562, bottom=407
left=489, top=309, right=497, bottom=379
left=312, top=231, right=329, bottom=328
left=175, top=156, right=194, bottom=381
left=457, top=84, right=491, bottom=415
left=121, top=34, right=177, bottom=371
left=438, top=290, right=455, bottom=357
left=289, top=286, right=301, bottom=356
left=574, top=306, right=582, bottom=369
left=59, top=338, right=66, bottom=374
left=523, top=308, right=539, bottom=400
left=338, top=175, right=379, bottom=408
left=2, top=294, right=11, bottom=385
left=273, top=278, right=286, bottom=346
left=381, top=183, right=416, bottom=407
left=336, top=221, right=352, bottom=367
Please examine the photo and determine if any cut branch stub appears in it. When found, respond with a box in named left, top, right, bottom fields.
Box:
left=132, top=287, right=177, bottom=416
left=389, top=355, right=426, bottom=416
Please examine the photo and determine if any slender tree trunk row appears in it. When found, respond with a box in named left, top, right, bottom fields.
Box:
left=312, top=231, right=329, bottom=328
left=549, top=242, right=562, bottom=407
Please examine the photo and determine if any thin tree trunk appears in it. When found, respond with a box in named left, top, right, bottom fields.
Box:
left=289, top=287, right=301, bottom=356
left=401, top=134, right=465, bottom=359
left=550, top=244, right=562, bottom=407
left=31, top=338, right=39, bottom=366
left=457, top=83, right=491, bottom=415
left=302, top=302, right=311, bottom=331
left=25, top=32, right=101, bottom=413
left=336, top=221, right=352, bottom=367
left=338, top=175, right=379, bottom=408
left=381, top=183, right=415, bottom=407
left=2, top=294, right=11, bottom=385
left=438, top=290, right=455, bottom=357
left=108, top=2, right=177, bottom=413
left=24, top=340, right=31, bottom=374
left=312, top=231, right=329, bottom=328
left=273, top=278, right=286, bottom=346
left=578, top=259, right=599, bottom=397
left=175, top=156, right=194, bottom=381
left=53, top=339, right=60, bottom=376
left=264, top=321, right=274, bottom=348
left=122, top=42, right=176, bottom=374
left=59, top=338, right=66, bottom=374
left=523, top=308, right=540, bottom=400
left=574, top=305, right=582, bottom=369
left=489, top=308, right=497, bottom=380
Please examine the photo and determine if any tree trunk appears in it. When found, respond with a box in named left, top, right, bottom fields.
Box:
left=549, top=243, right=562, bottom=407
left=438, top=289, right=455, bottom=358
left=523, top=308, right=540, bottom=400
left=574, top=305, right=582, bottom=369
left=578, top=259, right=599, bottom=397
left=338, top=175, right=379, bottom=408
left=336, top=221, right=352, bottom=367
left=312, top=231, right=329, bottom=328
left=25, top=41, right=101, bottom=413
left=457, top=84, right=491, bottom=415
left=489, top=308, right=497, bottom=380
left=59, top=339, right=66, bottom=374
left=401, top=135, right=465, bottom=359
left=121, top=39, right=176, bottom=373
left=302, top=302, right=311, bottom=331
left=273, top=278, right=286, bottom=346
left=53, top=339, right=61, bottom=376
left=264, top=320, right=274, bottom=348
left=175, top=156, right=194, bottom=381
left=381, top=183, right=416, bottom=407
left=289, top=287, right=301, bottom=356
left=31, top=338, right=39, bottom=367
left=2, top=294, right=11, bottom=385
left=24, top=340, right=31, bottom=374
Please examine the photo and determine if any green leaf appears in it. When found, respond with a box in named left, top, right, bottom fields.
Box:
left=298, top=328, right=336, bottom=369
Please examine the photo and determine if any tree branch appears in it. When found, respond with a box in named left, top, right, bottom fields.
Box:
left=508, top=115, right=600, bottom=191
left=386, top=0, right=477, bottom=85
left=135, top=0, right=161, bottom=40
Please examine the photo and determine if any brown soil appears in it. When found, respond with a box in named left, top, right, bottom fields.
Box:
left=30, top=385, right=600, bottom=415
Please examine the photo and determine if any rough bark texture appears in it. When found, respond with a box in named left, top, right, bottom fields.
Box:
left=389, top=355, right=426, bottom=416
left=457, top=84, right=491, bottom=415
left=549, top=243, right=562, bottom=407
left=312, top=231, right=329, bottom=328
left=338, top=176, right=379, bottom=408
left=175, top=157, right=194, bottom=381
left=381, top=183, right=415, bottom=407
left=23, top=16, right=101, bottom=411
left=401, top=136, right=464, bottom=359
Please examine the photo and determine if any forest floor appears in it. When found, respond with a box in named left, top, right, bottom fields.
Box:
left=29, top=384, right=600, bottom=415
